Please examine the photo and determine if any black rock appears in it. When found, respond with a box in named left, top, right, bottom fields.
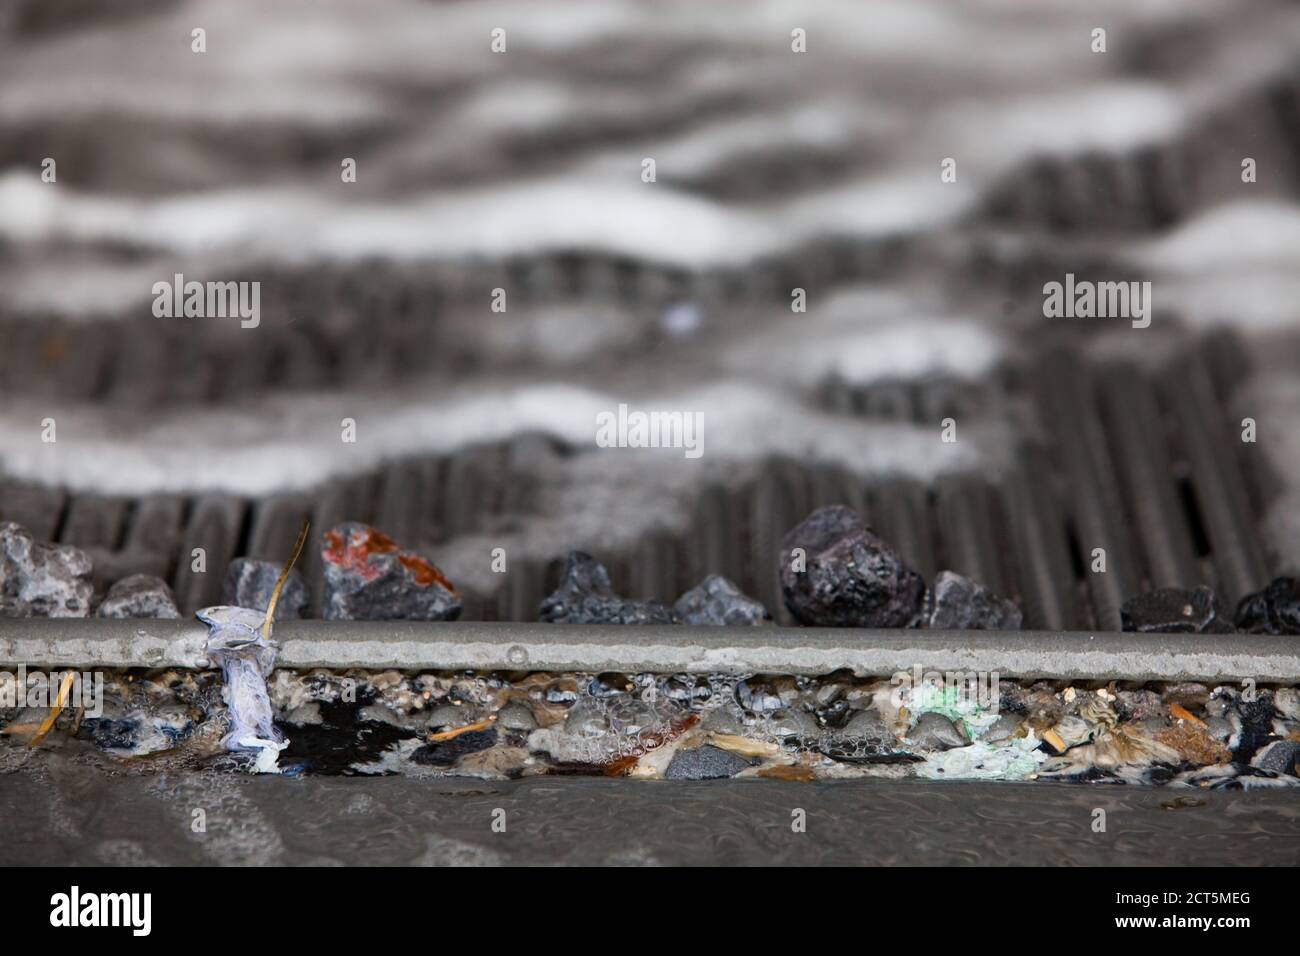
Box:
left=664, top=744, right=753, bottom=780
left=411, top=729, right=498, bottom=766
left=1121, top=586, right=1232, bottom=633
left=538, top=551, right=678, bottom=625
left=923, top=570, right=1022, bottom=630
left=96, top=574, right=181, bottom=619
left=779, top=505, right=924, bottom=627
left=0, top=521, right=93, bottom=618
left=221, top=558, right=310, bottom=619
left=321, top=523, right=461, bottom=621
left=1230, top=693, right=1277, bottom=763
left=674, top=574, right=770, bottom=626
left=1235, top=577, right=1300, bottom=635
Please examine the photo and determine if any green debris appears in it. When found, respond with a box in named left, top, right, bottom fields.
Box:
left=905, top=679, right=1000, bottom=738
left=916, top=734, right=1048, bottom=781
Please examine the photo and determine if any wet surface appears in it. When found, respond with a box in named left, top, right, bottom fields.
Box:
left=2, top=770, right=1297, bottom=866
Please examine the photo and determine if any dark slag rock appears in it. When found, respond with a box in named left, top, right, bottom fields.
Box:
left=779, top=505, right=924, bottom=627
left=664, top=744, right=754, bottom=780
left=1121, top=585, right=1232, bottom=634
left=222, top=558, right=310, bottom=619
left=923, top=570, right=1022, bottom=630
left=1230, top=693, right=1278, bottom=763
left=674, top=574, right=770, bottom=626
left=539, top=551, right=678, bottom=624
left=96, top=574, right=181, bottom=619
left=0, top=521, right=93, bottom=618
left=321, top=522, right=461, bottom=621
left=1250, top=740, right=1300, bottom=777
left=411, top=729, right=498, bottom=767
left=1235, top=577, right=1300, bottom=635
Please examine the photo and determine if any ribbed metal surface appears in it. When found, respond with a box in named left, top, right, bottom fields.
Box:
left=0, top=335, right=1281, bottom=625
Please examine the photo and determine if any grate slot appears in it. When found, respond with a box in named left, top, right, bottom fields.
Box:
left=999, top=452, right=1078, bottom=630
left=173, top=495, right=245, bottom=613
left=1158, top=352, right=1269, bottom=605
left=1034, top=349, right=1139, bottom=630
left=1097, top=365, right=1200, bottom=590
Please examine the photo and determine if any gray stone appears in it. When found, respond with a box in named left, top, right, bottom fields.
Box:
left=1115, top=689, right=1165, bottom=721
left=841, top=709, right=891, bottom=739
left=526, top=726, right=621, bottom=765
left=904, top=712, right=969, bottom=751
left=221, top=559, right=309, bottom=620
left=285, top=702, right=323, bottom=725
left=664, top=744, right=753, bottom=780
left=496, top=703, right=538, bottom=731
left=605, top=698, right=664, bottom=736
left=813, top=683, right=844, bottom=707
left=564, top=700, right=611, bottom=737
left=321, top=523, right=461, bottom=621
left=766, top=709, right=820, bottom=740
left=0, top=522, right=93, bottom=618
left=1204, top=716, right=1233, bottom=743
left=359, top=703, right=407, bottom=727
left=819, top=708, right=905, bottom=761
left=980, top=713, right=1024, bottom=745
left=1235, top=577, right=1300, bottom=635
left=1273, top=689, right=1300, bottom=721
left=779, top=505, right=924, bottom=627
left=674, top=574, right=769, bottom=626
left=700, top=706, right=745, bottom=735
left=539, top=552, right=678, bottom=625
left=924, top=570, right=1022, bottom=630
left=1250, top=739, right=1300, bottom=776
left=426, top=704, right=470, bottom=730
left=96, top=574, right=181, bottom=619
left=1122, top=586, right=1232, bottom=634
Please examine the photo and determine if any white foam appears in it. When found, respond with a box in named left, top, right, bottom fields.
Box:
left=0, top=379, right=991, bottom=497
left=724, top=286, right=1005, bottom=387
left=1134, top=201, right=1300, bottom=274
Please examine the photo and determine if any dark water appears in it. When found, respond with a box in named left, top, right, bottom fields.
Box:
left=3, top=765, right=1297, bottom=866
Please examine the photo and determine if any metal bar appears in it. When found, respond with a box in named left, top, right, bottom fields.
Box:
left=1035, top=349, right=1139, bottom=629
left=999, top=452, right=1078, bottom=631
left=1160, top=353, right=1268, bottom=605
left=1098, top=365, right=1200, bottom=590
left=0, top=619, right=1296, bottom=683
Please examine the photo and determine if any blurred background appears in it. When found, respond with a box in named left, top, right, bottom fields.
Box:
left=0, top=0, right=1298, bottom=627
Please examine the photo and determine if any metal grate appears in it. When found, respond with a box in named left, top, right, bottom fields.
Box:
left=0, top=331, right=1280, bottom=629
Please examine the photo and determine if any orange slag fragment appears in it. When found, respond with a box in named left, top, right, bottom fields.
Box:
left=324, top=528, right=398, bottom=562
left=398, top=554, right=458, bottom=595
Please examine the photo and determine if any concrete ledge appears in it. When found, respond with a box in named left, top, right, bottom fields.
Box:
left=0, top=619, right=1297, bottom=682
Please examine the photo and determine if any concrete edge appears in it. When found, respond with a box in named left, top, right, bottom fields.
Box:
left=0, top=619, right=1297, bottom=682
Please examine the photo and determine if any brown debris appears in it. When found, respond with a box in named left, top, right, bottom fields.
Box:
left=758, top=764, right=817, bottom=781
left=27, top=672, right=76, bottom=748
left=1041, top=728, right=1067, bottom=754
left=427, top=715, right=496, bottom=742
left=1156, top=722, right=1231, bottom=766
left=1168, top=703, right=1206, bottom=728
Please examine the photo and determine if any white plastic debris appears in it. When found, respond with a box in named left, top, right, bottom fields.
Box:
left=198, top=605, right=289, bottom=773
